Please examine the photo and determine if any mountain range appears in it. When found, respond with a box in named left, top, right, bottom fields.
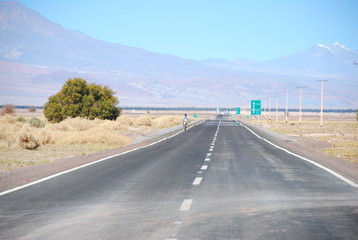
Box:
left=1, top=1, right=357, bottom=108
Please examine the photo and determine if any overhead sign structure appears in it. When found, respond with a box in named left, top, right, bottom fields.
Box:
left=236, top=107, right=241, bottom=114
left=251, top=100, right=261, bottom=115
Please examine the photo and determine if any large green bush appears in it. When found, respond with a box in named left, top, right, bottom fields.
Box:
left=44, top=78, right=121, bottom=123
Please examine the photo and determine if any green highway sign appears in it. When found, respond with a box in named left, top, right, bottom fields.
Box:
left=251, top=100, right=261, bottom=115
left=236, top=107, right=241, bottom=114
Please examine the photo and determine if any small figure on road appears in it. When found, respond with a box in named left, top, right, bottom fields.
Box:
left=183, top=114, right=189, bottom=131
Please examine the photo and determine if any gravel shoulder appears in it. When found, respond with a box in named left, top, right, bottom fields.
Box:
left=241, top=120, right=358, bottom=184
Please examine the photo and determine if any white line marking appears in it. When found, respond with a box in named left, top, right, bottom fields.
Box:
left=201, top=165, right=208, bottom=170
left=209, top=149, right=213, bottom=151
left=205, top=158, right=210, bottom=161
left=206, top=153, right=212, bottom=156
left=179, top=199, right=193, bottom=211
left=193, top=177, right=203, bottom=185
left=240, top=122, right=358, bottom=188
left=0, top=121, right=207, bottom=197
left=210, top=146, right=214, bottom=149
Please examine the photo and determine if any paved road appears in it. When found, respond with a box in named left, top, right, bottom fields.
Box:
left=1, top=115, right=357, bottom=239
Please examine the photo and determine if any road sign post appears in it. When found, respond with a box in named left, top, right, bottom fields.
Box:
left=251, top=100, right=261, bottom=124
left=235, top=107, right=241, bottom=121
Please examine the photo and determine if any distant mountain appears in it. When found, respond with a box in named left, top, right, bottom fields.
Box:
left=202, top=42, right=358, bottom=77
left=0, top=1, right=357, bottom=108
left=266, top=42, right=358, bottom=75
left=0, top=1, right=214, bottom=78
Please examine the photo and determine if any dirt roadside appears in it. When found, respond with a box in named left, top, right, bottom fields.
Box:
left=1, top=119, right=357, bottom=193
left=240, top=121, right=358, bottom=185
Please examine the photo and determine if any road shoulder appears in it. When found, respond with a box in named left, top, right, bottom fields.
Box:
left=240, top=121, right=358, bottom=184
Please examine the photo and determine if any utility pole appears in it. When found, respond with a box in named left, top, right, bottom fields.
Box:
left=268, top=96, right=271, bottom=121
left=317, top=80, right=329, bottom=127
left=284, top=91, right=291, bottom=123
left=296, top=86, right=306, bottom=123
left=275, top=96, right=278, bottom=122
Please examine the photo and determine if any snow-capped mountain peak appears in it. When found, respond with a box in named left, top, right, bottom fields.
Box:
left=317, top=42, right=353, bottom=52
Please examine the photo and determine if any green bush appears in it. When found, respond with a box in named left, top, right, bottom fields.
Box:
left=44, top=78, right=121, bottom=123
left=29, top=117, right=45, bottom=128
left=18, top=116, right=26, bottom=122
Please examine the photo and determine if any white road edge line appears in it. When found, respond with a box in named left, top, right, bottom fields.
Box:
left=239, top=121, right=358, bottom=188
left=179, top=199, right=193, bottom=211
left=0, top=121, right=206, bottom=197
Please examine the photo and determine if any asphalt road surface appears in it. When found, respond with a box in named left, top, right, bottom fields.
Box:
left=1, top=115, right=357, bottom=240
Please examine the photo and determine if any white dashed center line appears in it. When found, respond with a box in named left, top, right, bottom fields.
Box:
left=193, top=177, right=203, bottom=185
left=201, top=165, right=208, bottom=170
left=179, top=199, right=193, bottom=211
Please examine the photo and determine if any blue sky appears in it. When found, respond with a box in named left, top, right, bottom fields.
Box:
left=9, top=0, right=358, bottom=61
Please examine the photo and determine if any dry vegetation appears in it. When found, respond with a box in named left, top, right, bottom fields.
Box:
left=251, top=114, right=358, bottom=163
left=0, top=110, right=186, bottom=171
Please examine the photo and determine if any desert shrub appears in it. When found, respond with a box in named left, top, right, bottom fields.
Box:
left=18, top=116, right=26, bottom=122
left=44, top=78, right=121, bottom=123
left=152, top=115, right=182, bottom=129
left=18, top=132, right=40, bottom=150
left=116, top=115, right=133, bottom=126
left=58, top=117, right=97, bottom=131
left=28, top=106, right=36, bottom=112
left=1, top=104, right=15, bottom=115
left=39, top=131, right=53, bottom=145
left=1, top=114, right=18, bottom=124
left=53, top=127, right=131, bottom=146
left=29, top=117, right=45, bottom=128
left=134, top=115, right=152, bottom=127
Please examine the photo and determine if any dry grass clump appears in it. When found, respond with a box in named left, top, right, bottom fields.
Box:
left=17, top=131, right=40, bottom=150
left=152, top=115, right=183, bottom=129
left=52, top=127, right=131, bottom=146
left=134, top=115, right=152, bottom=127
left=116, top=115, right=133, bottom=126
